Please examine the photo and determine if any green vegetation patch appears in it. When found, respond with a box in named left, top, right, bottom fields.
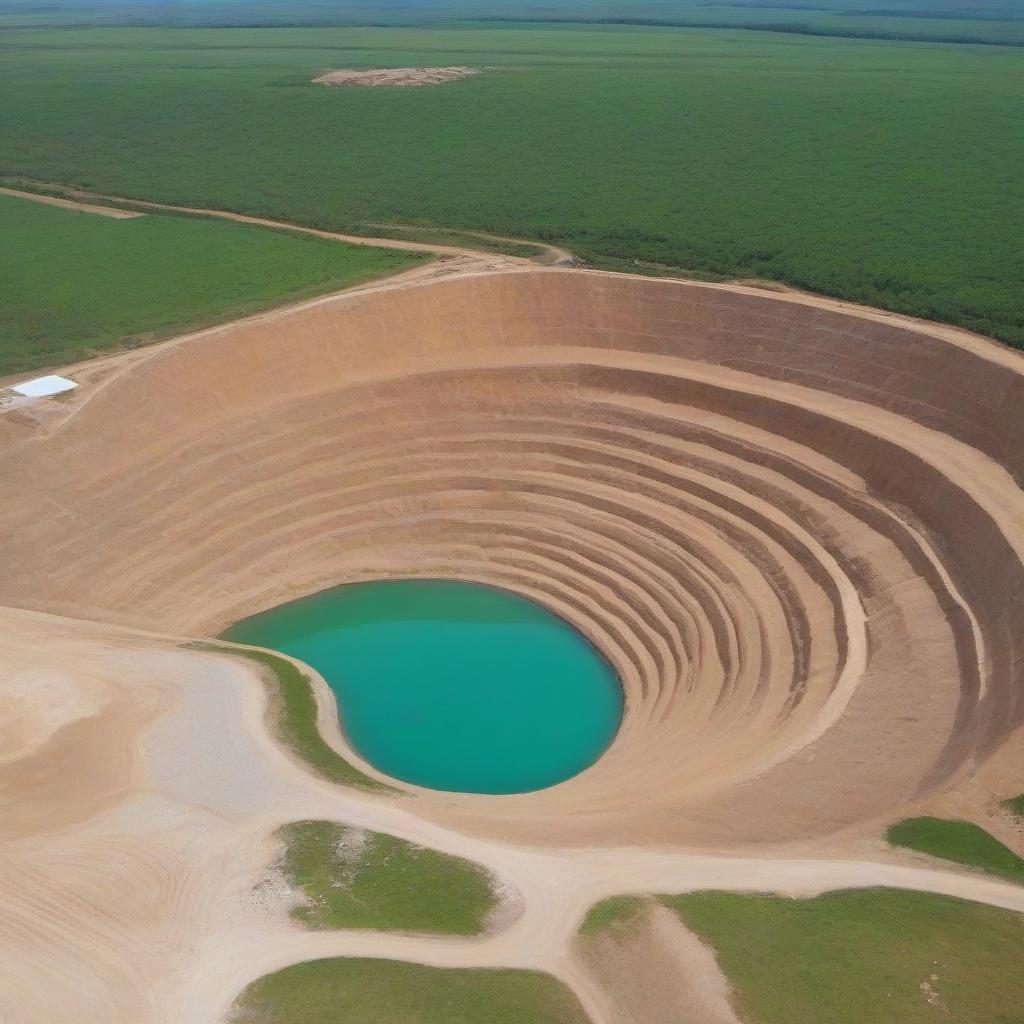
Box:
left=186, top=642, right=392, bottom=793
left=0, top=192, right=424, bottom=375
left=578, top=894, right=650, bottom=936
left=278, top=819, right=498, bottom=934
left=1001, top=793, right=1024, bottom=818
left=230, top=957, right=589, bottom=1024
left=1, top=26, right=1022, bottom=346
left=886, top=816, right=1024, bottom=884
left=666, top=888, right=1024, bottom=1024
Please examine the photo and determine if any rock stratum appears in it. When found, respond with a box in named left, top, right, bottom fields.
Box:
left=1, top=268, right=1022, bottom=848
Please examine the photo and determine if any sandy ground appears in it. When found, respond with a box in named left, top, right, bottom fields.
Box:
left=0, top=185, right=145, bottom=218
left=3, top=608, right=1024, bottom=1024
left=313, top=66, right=481, bottom=87
left=2, top=258, right=1023, bottom=1021
left=580, top=903, right=743, bottom=1024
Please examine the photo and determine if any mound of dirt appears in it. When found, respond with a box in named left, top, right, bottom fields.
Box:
left=312, top=66, right=481, bottom=88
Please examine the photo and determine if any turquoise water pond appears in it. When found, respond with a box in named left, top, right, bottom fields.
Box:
left=223, top=579, right=623, bottom=794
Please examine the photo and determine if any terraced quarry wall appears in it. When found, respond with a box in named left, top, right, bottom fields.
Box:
left=1, top=268, right=1021, bottom=846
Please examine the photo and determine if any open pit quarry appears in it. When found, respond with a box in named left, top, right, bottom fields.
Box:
left=1, top=264, right=1023, bottom=1023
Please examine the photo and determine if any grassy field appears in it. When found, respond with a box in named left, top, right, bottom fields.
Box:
left=230, top=958, right=589, bottom=1024
left=187, top=643, right=393, bottom=793
left=663, top=889, right=1024, bottom=1024
left=278, top=820, right=497, bottom=934
left=1, top=25, right=1021, bottom=347
left=2, top=0, right=1021, bottom=46
left=887, top=816, right=1024, bottom=883
left=0, top=192, right=423, bottom=376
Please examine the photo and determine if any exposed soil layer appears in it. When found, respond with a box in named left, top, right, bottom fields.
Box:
left=580, top=903, right=741, bottom=1024
left=312, top=67, right=481, bottom=87
left=1, top=267, right=1021, bottom=847
left=2, top=266, right=1024, bottom=1023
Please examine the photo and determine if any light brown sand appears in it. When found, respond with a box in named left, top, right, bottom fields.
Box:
left=580, top=903, right=742, bottom=1024
left=2, top=261, right=1023, bottom=1021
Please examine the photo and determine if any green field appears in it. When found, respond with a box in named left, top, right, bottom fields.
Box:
left=2, top=0, right=1021, bottom=46
left=887, top=816, right=1024, bottom=884
left=279, top=820, right=497, bottom=933
left=0, top=193, right=422, bottom=375
left=594, top=889, right=1024, bottom=1024
left=2, top=24, right=1022, bottom=347
left=230, top=958, right=589, bottom=1024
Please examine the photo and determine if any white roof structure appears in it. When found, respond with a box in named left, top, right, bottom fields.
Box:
left=10, top=375, right=79, bottom=398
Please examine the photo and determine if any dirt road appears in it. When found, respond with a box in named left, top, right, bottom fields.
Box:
left=0, top=185, right=145, bottom=219
left=2, top=181, right=571, bottom=263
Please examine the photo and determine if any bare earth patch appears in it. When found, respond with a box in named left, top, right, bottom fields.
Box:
left=312, top=67, right=481, bottom=88
left=580, top=902, right=742, bottom=1024
left=0, top=186, right=144, bottom=219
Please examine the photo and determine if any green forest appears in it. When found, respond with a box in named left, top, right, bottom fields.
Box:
left=2, top=21, right=1021, bottom=347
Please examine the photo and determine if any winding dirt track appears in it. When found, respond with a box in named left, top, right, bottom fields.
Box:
left=0, top=185, right=146, bottom=219
left=0, top=183, right=572, bottom=263
left=2, top=261, right=1023, bottom=1021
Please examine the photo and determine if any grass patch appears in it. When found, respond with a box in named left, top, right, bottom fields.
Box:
left=186, top=642, right=393, bottom=794
left=0, top=25, right=1021, bottom=347
left=278, top=819, right=498, bottom=934
left=1001, top=793, right=1024, bottom=818
left=887, top=816, right=1024, bottom=884
left=578, top=894, right=650, bottom=936
left=666, top=888, right=1024, bottom=1024
left=230, top=957, right=590, bottom=1024
left=0, top=191, right=425, bottom=375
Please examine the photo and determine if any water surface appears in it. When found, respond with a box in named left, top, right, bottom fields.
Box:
left=223, top=579, right=622, bottom=794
